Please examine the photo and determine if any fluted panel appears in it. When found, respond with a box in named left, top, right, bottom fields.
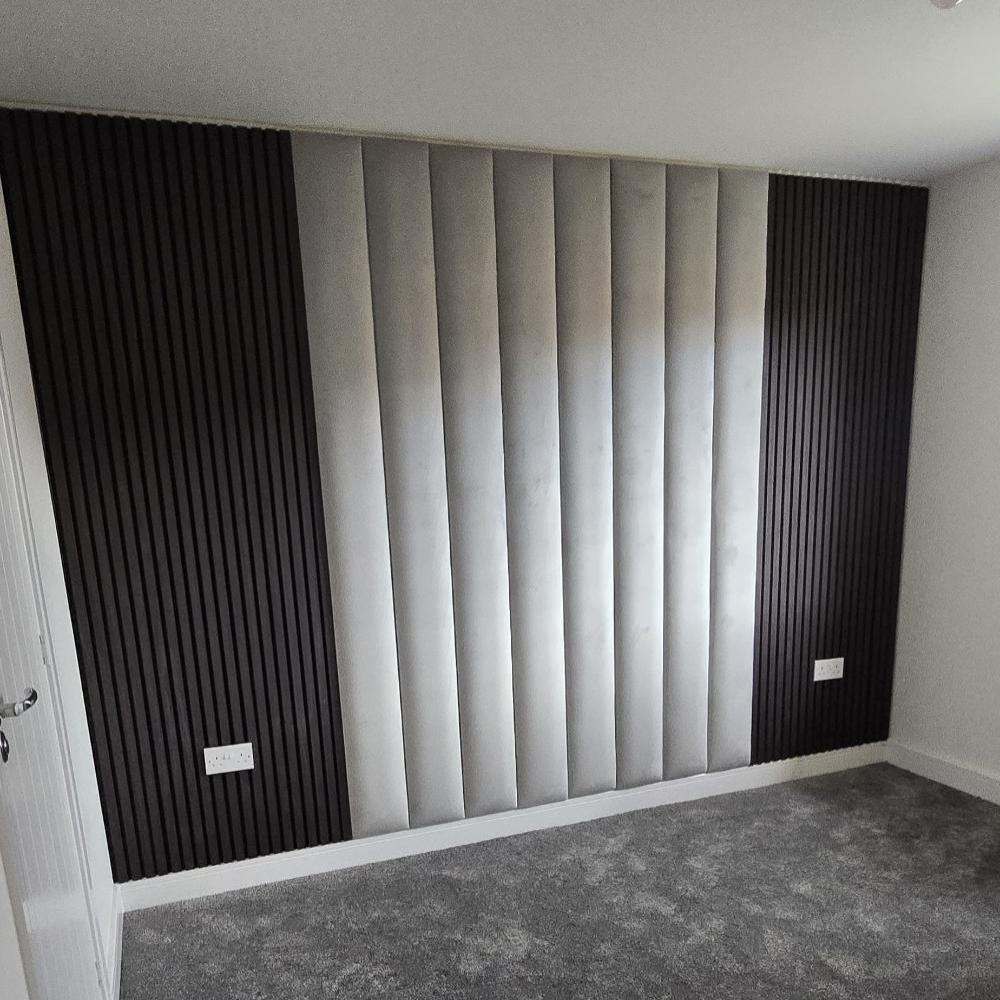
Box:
left=362, top=139, right=465, bottom=826
left=553, top=155, right=616, bottom=797
left=292, top=133, right=409, bottom=836
left=753, top=176, right=927, bottom=763
left=663, top=166, right=718, bottom=779
left=493, top=150, right=569, bottom=807
left=429, top=144, right=518, bottom=817
left=708, top=170, right=769, bottom=772
left=611, top=159, right=666, bottom=788
left=0, top=109, right=350, bottom=880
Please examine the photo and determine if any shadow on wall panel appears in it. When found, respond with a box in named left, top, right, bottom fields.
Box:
left=291, top=134, right=410, bottom=838
left=362, top=139, right=467, bottom=827
left=0, top=108, right=351, bottom=881
left=753, top=175, right=928, bottom=763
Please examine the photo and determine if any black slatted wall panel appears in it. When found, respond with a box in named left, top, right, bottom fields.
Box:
left=0, top=108, right=351, bottom=880
left=753, top=175, right=927, bottom=763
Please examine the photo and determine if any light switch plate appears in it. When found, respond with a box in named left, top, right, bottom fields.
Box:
left=814, top=657, right=845, bottom=682
left=204, top=742, right=254, bottom=775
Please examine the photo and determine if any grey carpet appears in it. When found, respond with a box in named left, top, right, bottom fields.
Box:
left=121, top=764, right=1000, bottom=999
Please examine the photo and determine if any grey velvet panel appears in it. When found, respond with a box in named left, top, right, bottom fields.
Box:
left=362, top=139, right=466, bottom=824
left=708, top=169, right=769, bottom=772
left=429, top=145, right=518, bottom=818
left=294, top=132, right=769, bottom=833
left=610, top=159, right=666, bottom=789
left=553, top=155, right=617, bottom=797
left=662, top=166, right=718, bottom=780
left=493, top=150, right=570, bottom=808
left=291, top=134, right=409, bottom=836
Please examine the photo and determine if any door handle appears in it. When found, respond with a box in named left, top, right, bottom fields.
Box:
left=0, top=689, right=35, bottom=764
left=0, top=688, right=37, bottom=720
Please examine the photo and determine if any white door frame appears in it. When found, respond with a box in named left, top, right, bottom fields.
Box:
left=0, top=191, right=114, bottom=999
left=0, top=848, right=29, bottom=1000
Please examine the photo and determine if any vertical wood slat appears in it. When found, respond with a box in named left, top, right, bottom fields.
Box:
left=0, top=109, right=351, bottom=880
left=430, top=144, right=518, bottom=818
left=553, top=154, right=616, bottom=797
left=662, top=165, right=718, bottom=780
left=611, top=159, right=666, bottom=788
left=493, top=150, right=569, bottom=808
left=752, top=175, right=928, bottom=763
left=292, top=133, right=409, bottom=837
left=361, top=138, right=466, bottom=827
left=708, top=170, right=770, bottom=772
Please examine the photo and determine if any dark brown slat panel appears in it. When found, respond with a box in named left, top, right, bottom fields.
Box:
left=753, top=175, right=927, bottom=763
left=0, top=108, right=351, bottom=880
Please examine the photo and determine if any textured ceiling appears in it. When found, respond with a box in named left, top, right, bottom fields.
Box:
left=3, top=0, right=1000, bottom=181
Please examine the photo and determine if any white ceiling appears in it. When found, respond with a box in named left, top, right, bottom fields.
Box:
left=3, top=0, right=1000, bottom=182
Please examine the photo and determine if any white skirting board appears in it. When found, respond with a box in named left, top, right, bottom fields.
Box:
left=885, top=741, right=1000, bottom=807
left=104, top=741, right=1000, bottom=999
left=118, top=743, right=886, bottom=913
left=104, top=885, right=123, bottom=1000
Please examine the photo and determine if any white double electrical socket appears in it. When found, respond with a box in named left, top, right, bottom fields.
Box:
left=814, top=657, right=845, bottom=682
left=204, top=742, right=254, bottom=775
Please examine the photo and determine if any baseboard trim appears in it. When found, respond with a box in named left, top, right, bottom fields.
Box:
left=886, top=740, right=1000, bottom=807
left=118, top=742, right=886, bottom=912
left=103, top=884, right=123, bottom=1000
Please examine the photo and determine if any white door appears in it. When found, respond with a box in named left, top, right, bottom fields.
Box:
left=0, top=307, right=104, bottom=999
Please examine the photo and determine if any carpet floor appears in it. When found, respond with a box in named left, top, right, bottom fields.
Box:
left=121, top=764, right=1000, bottom=999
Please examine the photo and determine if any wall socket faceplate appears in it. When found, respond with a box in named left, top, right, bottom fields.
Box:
left=204, top=742, right=254, bottom=775
left=814, top=657, right=845, bottom=682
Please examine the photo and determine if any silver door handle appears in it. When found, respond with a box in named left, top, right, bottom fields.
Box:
left=0, top=688, right=37, bottom=720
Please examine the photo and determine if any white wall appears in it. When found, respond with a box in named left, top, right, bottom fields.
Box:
left=891, top=156, right=1000, bottom=780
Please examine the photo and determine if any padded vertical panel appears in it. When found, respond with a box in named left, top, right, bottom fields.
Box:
left=493, top=150, right=569, bottom=808
left=429, top=145, right=518, bottom=817
left=292, top=133, right=409, bottom=836
left=553, top=155, right=617, bottom=797
left=708, top=170, right=769, bottom=771
left=362, top=139, right=466, bottom=825
left=662, top=166, right=718, bottom=779
left=611, top=160, right=666, bottom=788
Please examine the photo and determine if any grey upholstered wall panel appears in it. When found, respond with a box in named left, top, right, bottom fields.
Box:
left=708, top=169, right=769, bottom=771
left=292, top=134, right=409, bottom=837
left=610, top=160, right=667, bottom=789
left=493, top=150, right=570, bottom=808
left=662, top=166, right=718, bottom=780
left=361, top=139, right=466, bottom=824
left=296, top=135, right=768, bottom=834
left=429, top=145, right=518, bottom=818
left=553, top=155, right=617, bottom=797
